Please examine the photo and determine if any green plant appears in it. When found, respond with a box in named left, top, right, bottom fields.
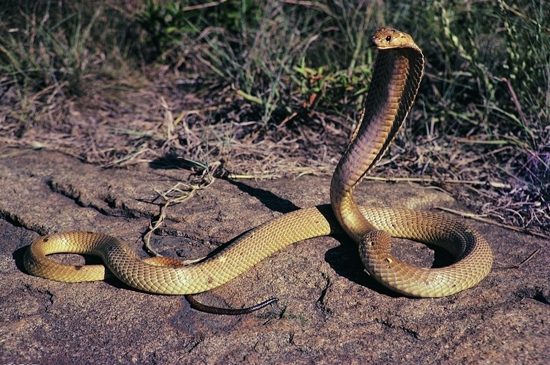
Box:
left=136, top=0, right=262, bottom=60
left=291, top=56, right=372, bottom=113
left=136, top=0, right=195, bottom=57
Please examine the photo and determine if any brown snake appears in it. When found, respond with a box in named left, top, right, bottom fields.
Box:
left=24, top=27, right=493, bottom=301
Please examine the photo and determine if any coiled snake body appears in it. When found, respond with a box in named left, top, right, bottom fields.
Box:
left=24, top=28, right=493, bottom=298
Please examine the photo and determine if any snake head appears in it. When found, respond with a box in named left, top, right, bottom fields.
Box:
left=371, top=27, right=420, bottom=50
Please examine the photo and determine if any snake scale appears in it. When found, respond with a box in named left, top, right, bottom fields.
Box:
left=24, top=27, right=493, bottom=299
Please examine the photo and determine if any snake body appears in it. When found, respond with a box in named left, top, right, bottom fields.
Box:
left=24, top=28, right=493, bottom=298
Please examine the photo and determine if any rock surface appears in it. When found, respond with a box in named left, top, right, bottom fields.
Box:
left=1, top=150, right=549, bottom=364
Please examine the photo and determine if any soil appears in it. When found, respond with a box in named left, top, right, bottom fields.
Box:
left=1, top=150, right=549, bottom=364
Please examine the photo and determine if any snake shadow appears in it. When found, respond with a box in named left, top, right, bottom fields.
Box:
left=225, top=179, right=299, bottom=214
left=324, top=234, right=401, bottom=297
left=13, top=246, right=30, bottom=274
left=149, top=155, right=300, bottom=214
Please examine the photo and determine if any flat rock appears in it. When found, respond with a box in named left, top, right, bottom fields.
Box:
left=0, top=150, right=548, bottom=364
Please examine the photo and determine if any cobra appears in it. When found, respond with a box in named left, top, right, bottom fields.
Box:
left=24, top=27, right=493, bottom=302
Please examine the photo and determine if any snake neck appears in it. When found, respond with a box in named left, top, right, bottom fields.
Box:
left=330, top=46, right=424, bottom=241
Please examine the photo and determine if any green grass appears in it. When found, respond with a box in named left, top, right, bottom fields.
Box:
left=0, top=0, right=548, bottom=232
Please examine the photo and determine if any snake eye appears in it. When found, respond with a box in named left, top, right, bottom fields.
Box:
left=385, top=35, right=391, bottom=42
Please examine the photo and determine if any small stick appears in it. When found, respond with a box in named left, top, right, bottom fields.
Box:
left=364, top=176, right=511, bottom=189
left=514, top=249, right=541, bottom=269
left=435, top=206, right=550, bottom=240
left=278, top=111, right=299, bottom=128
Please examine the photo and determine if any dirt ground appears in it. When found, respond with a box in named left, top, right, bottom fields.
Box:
left=1, top=150, right=549, bottom=364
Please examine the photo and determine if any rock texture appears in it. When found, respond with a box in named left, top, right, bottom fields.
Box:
left=1, top=150, right=549, bottom=364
